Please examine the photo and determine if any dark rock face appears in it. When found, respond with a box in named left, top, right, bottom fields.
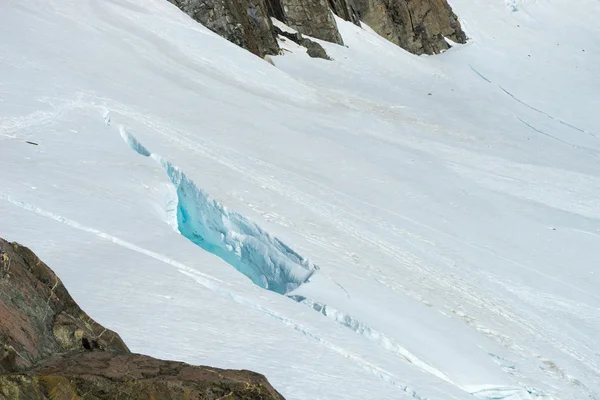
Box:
left=0, top=238, right=285, bottom=400
left=168, top=0, right=280, bottom=57
left=346, top=0, right=466, bottom=54
left=328, top=0, right=360, bottom=26
left=279, top=0, right=344, bottom=45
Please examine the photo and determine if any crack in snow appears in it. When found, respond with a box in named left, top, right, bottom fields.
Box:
left=288, top=296, right=555, bottom=399
left=289, top=296, right=456, bottom=385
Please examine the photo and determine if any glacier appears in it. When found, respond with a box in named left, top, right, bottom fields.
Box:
left=1, top=0, right=599, bottom=399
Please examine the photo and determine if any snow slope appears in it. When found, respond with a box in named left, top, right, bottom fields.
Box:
left=1, top=0, right=599, bottom=399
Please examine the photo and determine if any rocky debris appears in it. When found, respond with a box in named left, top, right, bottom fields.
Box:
left=278, top=0, right=344, bottom=45
left=0, top=238, right=285, bottom=399
left=275, top=26, right=331, bottom=59
left=345, top=0, right=467, bottom=54
left=168, top=0, right=279, bottom=57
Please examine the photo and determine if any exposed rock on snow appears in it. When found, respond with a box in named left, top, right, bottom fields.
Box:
left=278, top=0, right=344, bottom=45
left=0, top=238, right=128, bottom=373
left=275, top=26, right=331, bottom=59
left=168, top=0, right=279, bottom=57
left=168, top=0, right=465, bottom=56
left=0, top=238, right=285, bottom=400
left=349, top=0, right=467, bottom=54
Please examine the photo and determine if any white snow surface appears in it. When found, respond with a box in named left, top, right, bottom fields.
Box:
left=1, top=0, right=600, bottom=399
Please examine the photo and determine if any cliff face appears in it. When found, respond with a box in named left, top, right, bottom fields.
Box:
left=168, top=0, right=280, bottom=57
left=0, top=238, right=284, bottom=400
left=348, top=0, right=466, bottom=54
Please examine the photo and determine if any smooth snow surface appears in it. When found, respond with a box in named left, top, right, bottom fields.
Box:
left=1, top=0, right=599, bottom=399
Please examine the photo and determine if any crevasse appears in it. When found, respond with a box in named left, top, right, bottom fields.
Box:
left=119, top=127, right=317, bottom=294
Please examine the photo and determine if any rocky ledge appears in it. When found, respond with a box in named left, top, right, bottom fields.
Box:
left=0, top=238, right=284, bottom=400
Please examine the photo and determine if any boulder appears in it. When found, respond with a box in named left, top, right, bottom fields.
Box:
left=0, top=238, right=285, bottom=399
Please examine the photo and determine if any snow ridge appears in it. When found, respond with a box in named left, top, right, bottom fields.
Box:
left=118, top=126, right=317, bottom=294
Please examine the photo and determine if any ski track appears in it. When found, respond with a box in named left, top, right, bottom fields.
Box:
left=468, top=65, right=598, bottom=139
left=499, top=85, right=597, bottom=137
left=469, top=64, right=492, bottom=83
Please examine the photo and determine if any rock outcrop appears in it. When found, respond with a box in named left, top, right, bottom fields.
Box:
left=0, top=238, right=285, bottom=400
left=0, top=239, right=129, bottom=373
left=168, top=0, right=465, bottom=57
left=0, top=352, right=285, bottom=400
left=168, top=0, right=279, bottom=57
left=169, top=0, right=344, bottom=54
left=345, top=0, right=466, bottom=54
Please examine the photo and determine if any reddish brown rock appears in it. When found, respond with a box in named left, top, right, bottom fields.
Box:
left=0, top=238, right=129, bottom=374
left=0, top=238, right=285, bottom=399
left=0, top=352, right=285, bottom=400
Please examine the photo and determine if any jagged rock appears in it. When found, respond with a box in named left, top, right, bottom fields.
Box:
left=343, top=0, right=466, bottom=54
left=278, top=0, right=344, bottom=45
left=275, top=26, right=331, bottom=59
left=168, top=0, right=279, bottom=57
left=0, top=238, right=285, bottom=399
